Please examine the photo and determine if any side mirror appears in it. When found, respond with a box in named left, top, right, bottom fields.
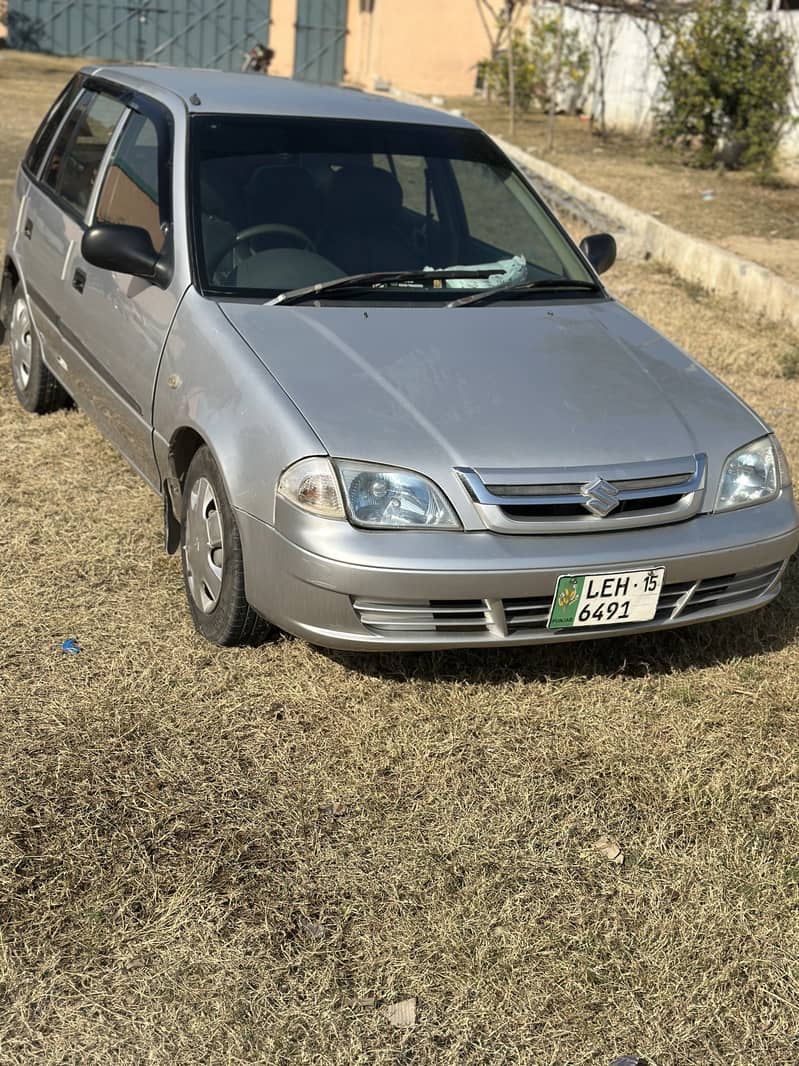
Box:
left=579, top=233, right=616, bottom=275
left=81, top=224, right=160, bottom=282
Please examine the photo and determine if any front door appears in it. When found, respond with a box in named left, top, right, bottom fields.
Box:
left=60, top=96, right=180, bottom=488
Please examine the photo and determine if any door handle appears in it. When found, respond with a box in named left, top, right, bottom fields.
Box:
left=72, top=268, right=86, bottom=294
left=23, top=218, right=33, bottom=239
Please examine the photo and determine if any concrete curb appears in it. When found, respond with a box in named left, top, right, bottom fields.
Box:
left=495, top=136, right=799, bottom=335
left=387, top=87, right=799, bottom=334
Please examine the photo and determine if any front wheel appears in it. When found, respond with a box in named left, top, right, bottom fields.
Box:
left=180, top=445, right=272, bottom=646
left=8, top=285, right=71, bottom=414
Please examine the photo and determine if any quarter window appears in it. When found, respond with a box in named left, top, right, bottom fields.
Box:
left=96, top=113, right=166, bottom=252
left=43, top=91, right=126, bottom=216
left=24, top=75, right=83, bottom=178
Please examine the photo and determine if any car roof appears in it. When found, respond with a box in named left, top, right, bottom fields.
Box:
left=83, top=64, right=477, bottom=129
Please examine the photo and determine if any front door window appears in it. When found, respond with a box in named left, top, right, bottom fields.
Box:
left=95, top=112, right=166, bottom=253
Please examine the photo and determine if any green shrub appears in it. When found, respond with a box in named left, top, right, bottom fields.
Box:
left=656, top=0, right=795, bottom=179
left=485, top=17, right=589, bottom=113
left=776, top=347, right=799, bottom=380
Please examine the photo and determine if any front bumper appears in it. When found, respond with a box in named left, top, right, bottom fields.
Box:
left=236, top=494, right=799, bottom=651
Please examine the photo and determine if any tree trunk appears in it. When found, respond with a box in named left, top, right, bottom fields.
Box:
left=546, top=0, right=566, bottom=151
left=507, top=0, right=516, bottom=137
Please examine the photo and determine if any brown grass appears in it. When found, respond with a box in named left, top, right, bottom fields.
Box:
left=2, top=54, right=799, bottom=1066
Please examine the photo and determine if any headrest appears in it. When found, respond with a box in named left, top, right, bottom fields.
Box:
left=245, top=165, right=318, bottom=221
left=325, top=165, right=404, bottom=225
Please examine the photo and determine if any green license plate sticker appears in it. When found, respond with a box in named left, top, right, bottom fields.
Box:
left=548, top=568, right=665, bottom=629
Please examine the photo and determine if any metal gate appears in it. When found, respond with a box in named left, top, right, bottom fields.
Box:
left=7, top=0, right=271, bottom=71
left=293, top=0, right=347, bottom=84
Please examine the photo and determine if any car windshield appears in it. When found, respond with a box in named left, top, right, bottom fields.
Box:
left=190, top=114, right=595, bottom=301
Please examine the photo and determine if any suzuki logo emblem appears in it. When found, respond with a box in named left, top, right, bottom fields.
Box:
left=581, top=477, right=620, bottom=517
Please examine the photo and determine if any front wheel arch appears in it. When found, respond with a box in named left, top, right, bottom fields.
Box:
left=0, top=256, right=21, bottom=344
left=163, top=426, right=207, bottom=555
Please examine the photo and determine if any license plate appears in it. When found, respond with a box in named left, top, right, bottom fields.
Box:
left=548, top=568, right=665, bottom=629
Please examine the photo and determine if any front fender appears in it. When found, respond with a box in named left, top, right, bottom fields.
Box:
left=152, top=289, right=324, bottom=525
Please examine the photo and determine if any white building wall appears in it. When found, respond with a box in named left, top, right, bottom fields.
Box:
left=539, top=5, right=799, bottom=157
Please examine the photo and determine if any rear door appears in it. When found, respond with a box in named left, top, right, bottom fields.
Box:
left=11, top=74, right=83, bottom=312
left=21, top=88, right=126, bottom=396
left=59, top=93, right=179, bottom=487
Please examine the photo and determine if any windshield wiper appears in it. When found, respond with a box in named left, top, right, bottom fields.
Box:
left=447, top=277, right=602, bottom=308
left=268, top=269, right=500, bottom=307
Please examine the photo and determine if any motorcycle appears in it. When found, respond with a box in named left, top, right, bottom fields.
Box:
left=241, top=43, right=274, bottom=74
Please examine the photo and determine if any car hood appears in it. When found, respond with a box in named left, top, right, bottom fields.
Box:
left=220, top=298, right=765, bottom=482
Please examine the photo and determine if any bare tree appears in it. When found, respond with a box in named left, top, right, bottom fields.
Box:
left=506, top=1, right=517, bottom=135
left=473, top=0, right=523, bottom=61
left=474, top=0, right=525, bottom=129
left=546, top=0, right=567, bottom=150
left=560, top=1, right=699, bottom=13
left=473, top=0, right=703, bottom=144
left=554, top=0, right=700, bottom=137
left=587, top=4, right=623, bottom=136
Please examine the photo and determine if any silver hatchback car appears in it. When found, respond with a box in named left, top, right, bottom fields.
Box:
left=2, top=66, right=797, bottom=649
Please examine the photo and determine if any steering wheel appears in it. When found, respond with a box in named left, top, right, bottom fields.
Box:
left=210, top=223, right=317, bottom=277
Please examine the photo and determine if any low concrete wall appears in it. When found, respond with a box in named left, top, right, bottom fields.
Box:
left=495, top=137, right=799, bottom=335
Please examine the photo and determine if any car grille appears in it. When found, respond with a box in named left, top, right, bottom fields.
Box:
left=456, top=455, right=707, bottom=534
left=351, top=561, right=785, bottom=637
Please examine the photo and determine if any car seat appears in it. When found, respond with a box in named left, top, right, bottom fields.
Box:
left=318, top=165, right=418, bottom=275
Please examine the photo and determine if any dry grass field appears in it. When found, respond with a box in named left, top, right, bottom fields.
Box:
left=1, top=52, right=799, bottom=1066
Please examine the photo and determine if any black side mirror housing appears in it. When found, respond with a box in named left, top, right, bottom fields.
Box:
left=82, top=224, right=168, bottom=286
left=579, top=232, right=617, bottom=275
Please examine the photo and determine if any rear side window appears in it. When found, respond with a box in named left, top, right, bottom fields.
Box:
left=23, top=75, right=83, bottom=178
left=43, top=91, right=126, bottom=217
left=96, top=112, right=166, bottom=252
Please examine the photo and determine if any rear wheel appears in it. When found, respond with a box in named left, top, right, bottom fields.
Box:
left=8, top=285, right=71, bottom=414
left=180, top=445, right=272, bottom=646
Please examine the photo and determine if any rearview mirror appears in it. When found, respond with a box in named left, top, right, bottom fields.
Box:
left=579, top=233, right=617, bottom=275
left=82, top=224, right=161, bottom=283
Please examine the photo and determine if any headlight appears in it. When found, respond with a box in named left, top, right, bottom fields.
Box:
left=715, top=435, right=790, bottom=512
left=336, top=460, right=461, bottom=529
left=277, top=458, right=461, bottom=529
left=277, top=457, right=345, bottom=518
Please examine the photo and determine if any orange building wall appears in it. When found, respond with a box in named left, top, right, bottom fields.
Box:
left=265, top=0, right=492, bottom=97
left=345, top=0, right=490, bottom=97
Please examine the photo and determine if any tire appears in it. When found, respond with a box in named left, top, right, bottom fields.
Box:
left=8, top=285, right=71, bottom=414
left=180, top=445, right=272, bottom=647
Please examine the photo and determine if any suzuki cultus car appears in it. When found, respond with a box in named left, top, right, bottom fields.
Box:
left=2, top=67, right=796, bottom=648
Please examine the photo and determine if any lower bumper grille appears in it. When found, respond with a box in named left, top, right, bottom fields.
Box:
left=352, top=561, right=786, bottom=637
left=352, top=600, right=490, bottom=634
left=681, top=563, right=786, bottom=616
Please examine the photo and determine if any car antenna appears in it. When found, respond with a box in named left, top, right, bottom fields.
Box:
left=190, top=93, right=202, bottom=106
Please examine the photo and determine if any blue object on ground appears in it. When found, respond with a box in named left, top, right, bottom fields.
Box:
left=61, top=638, right=81, bottom=654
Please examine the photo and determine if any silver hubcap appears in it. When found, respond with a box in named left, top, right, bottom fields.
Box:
left=9, top=297, right=33, bottom=392
left=183, top=476, right=225, bottom=613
